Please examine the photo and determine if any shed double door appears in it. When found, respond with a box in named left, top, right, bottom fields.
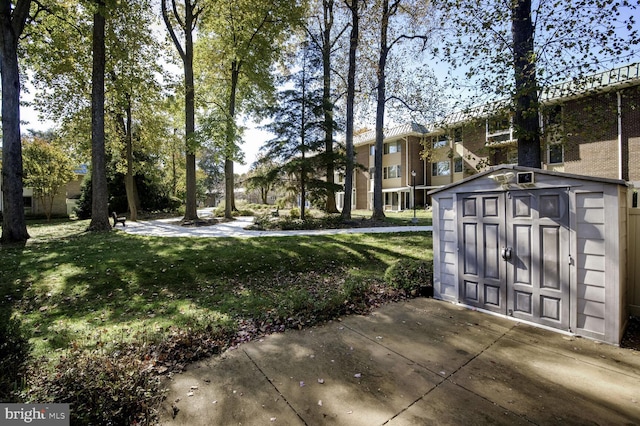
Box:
left=457, top=190, right=570, bottom=330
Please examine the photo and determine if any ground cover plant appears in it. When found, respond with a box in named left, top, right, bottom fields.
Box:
left=0, top=218, right=433, bottom=424
left=251, top=208, right=433, bottom=230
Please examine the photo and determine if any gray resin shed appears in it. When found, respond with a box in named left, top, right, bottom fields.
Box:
left=429, top=165, right=631, bottom=344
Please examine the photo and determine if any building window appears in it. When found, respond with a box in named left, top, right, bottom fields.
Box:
left=548, top=144, right=564, bottom=164
left=383, top=165, right=401, bottom=179
left=432, top=161, right=450, bottom=176
left=383, top=141, right=402, bottom=154
left=487, top=114, right=513, bottom=144
left=546, top=104, right=562, bottom=127
left=453, top=128, right=463, bottom=143
left=369, top=145, right=375, bottom=156
left=454, top=157, right=463, bottom=173
left=23, top=196, right=33, bottom=208
left=432, top=135, right=448, bottom=149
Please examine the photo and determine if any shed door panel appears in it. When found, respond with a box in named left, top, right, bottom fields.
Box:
left=507, top=190, right=570, bottom=330
left=458, top=193, right=506, bottom=313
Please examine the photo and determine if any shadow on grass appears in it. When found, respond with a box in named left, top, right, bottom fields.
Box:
left=2, top=229, right=433, bottom=357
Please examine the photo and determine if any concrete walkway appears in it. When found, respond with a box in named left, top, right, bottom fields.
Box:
left=122, top=212, right=432, bottom=238
left=158, top=298, right=640, bottom=425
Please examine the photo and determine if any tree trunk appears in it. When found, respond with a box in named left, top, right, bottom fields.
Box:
left=224, top=64, right=240, bottom=219
left=183, top=4, right=199, bottom=221
left=372, top=0, right=390, bottom=221
left=341, top=0, right=359, bottom=220
left=88, top=2, right=111, bottom=232
left=124, top=97, right=138, bottom=221
left=322, top=0, right=338, bottom=213
left=511, top=0, right=541, bottom=168
left=0, top=0, right=31, bottom=244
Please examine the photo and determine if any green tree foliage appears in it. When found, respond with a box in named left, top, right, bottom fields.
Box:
left=246, top=155, right=281, bottom=204
left=197, top=0, right=307, bottom=219
left=26, top=1, right=172, bottom=221
left=22, top=137, right=76, bottom=221
left=434, top=0, right=639, bottom=167
left=261, top=40, right=328, bottom=220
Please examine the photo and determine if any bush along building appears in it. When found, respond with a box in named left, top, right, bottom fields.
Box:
left=337, top=63, right=640, bottom=211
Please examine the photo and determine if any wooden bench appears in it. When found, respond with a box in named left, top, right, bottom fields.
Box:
left=111, top=212, right=126, bottom=227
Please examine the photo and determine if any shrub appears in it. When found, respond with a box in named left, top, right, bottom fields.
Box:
left=384, top=259, right=433, bottom=293
left=289, top=207, right=300, bottom=218
left=342, top=277, right=371, bottom=303
left=0, top=316, right=31, bottom=402
left=29, top=349, right=161, bottom=425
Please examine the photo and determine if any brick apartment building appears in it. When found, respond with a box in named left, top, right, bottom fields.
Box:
left=338, top=63, right=640, bottom=211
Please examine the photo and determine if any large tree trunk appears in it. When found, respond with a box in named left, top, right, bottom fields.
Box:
left=183, top=5, right=198, bottom=221
left=372, top=0, right=390, bottom=221
left=88, top=2, right=111, bottom=232
left=322, top=0, right=338, bottom=213
left=341, top=0, right=358, bottom=220
left=224, top=64, right=240, bottom=219
left=512, top=0, right=541, bottom=168
left=124, top=97, right=138, bottom=221
left=0, top=0, right=31, bottom=244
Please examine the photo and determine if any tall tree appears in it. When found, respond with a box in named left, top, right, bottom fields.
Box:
left=88, top=0, right=111, bottom=231
left=340, top=0, right=359, bottom=220
left=359, top=0, right=430, bottom=220
left=0, top=0, right=31, bottom=244
left=306, top=0, right=348, bottom=213
left=162, top=0, right=202, bottom=222
left=435, top=0, right=639, bottom=167
left=199, top=0, right=306, bottom=219
left=108, top=0, right=164, bottom=221
left=261, top=40, right=325, bottom=220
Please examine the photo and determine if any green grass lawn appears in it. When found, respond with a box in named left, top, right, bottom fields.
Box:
left=0, top=218, right=432, bottom=423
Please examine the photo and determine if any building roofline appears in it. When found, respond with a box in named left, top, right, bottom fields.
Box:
left=353, top=122, right=429, bottom=146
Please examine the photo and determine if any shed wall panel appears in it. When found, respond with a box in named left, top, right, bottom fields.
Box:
left=436, top=196, right=457, bottom=301
left=575, top=191, right=606, bottom=338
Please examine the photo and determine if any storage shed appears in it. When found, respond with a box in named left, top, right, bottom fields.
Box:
left=430, top=165, right=631, bottom=345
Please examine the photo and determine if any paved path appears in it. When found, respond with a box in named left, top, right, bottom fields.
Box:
left=158, top=298, right=640, bottom=425
left=121, top=212, right=432, bottom=238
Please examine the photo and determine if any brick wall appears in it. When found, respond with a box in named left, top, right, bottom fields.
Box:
left=562, top=92, right=619, bottom=179
left=622, top=86, right=640, bottom=182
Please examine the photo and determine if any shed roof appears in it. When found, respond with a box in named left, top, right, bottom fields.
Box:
left=428, top=165, right=629, bottom=196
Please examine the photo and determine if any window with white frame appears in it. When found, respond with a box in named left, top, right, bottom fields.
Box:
left=383, top=141, right=402, bottom=154
left=432, top=161, right=450, bottom=176
left=383, top=165, right=401, bottom=179
left=453, top=127, right=463, bottom=143
left=454, top=157, right=463, bottom=173
left=548, top=143, right=564, bottom=164
left=369, top=145, right=375, bottom=156
left=487, top=114, right=513, bottom=144
left=432, top=135, right=448, bottom=149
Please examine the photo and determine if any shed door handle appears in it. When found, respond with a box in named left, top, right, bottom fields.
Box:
left=501, top=247, right=512, bottom=261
